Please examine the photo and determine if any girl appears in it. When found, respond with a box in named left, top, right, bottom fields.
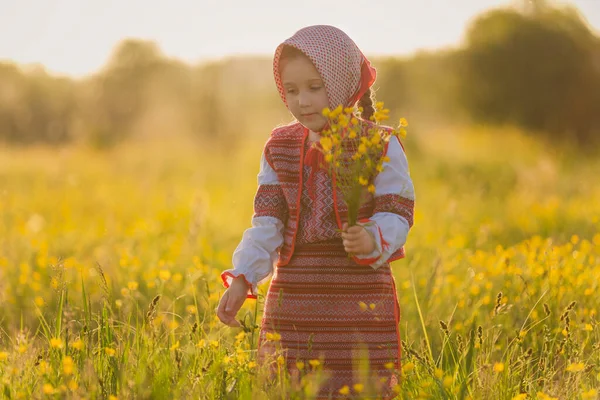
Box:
left=217, top=25, right=415, bottom=399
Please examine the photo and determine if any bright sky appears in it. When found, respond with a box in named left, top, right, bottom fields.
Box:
left=0, top=0, right=598, bottom=77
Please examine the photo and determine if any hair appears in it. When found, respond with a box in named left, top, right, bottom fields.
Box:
left=358, top=88, right=375, bottom=121
left=278, top=45, right=307, bottom=72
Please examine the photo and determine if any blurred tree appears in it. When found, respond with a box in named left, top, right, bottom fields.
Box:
left=458, top=4, right=600, bottom=145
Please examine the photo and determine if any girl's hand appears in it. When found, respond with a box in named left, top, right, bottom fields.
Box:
left=341, top=222, right=376, bottom=255
left=216, top=277, right=249, bottom=327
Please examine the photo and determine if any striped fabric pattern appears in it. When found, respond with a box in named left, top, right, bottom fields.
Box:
left=258, top=240, right=401, bottom=399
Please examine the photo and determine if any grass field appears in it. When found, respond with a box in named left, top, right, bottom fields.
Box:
left=0, top=124, right=599, bottom=399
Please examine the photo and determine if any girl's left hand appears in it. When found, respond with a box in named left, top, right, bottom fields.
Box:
left=341, top=222, right=376, bottom=255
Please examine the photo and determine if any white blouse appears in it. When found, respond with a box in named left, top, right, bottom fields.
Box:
left=221, top=135, right=415, bottom=297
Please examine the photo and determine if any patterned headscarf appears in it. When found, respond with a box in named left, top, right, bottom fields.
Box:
left=273, top=25, right=377, bottom=111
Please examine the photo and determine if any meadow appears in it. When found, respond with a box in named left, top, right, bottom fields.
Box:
left=0, top=123, right=599, bottom=399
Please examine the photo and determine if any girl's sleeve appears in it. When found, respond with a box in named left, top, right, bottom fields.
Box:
left=352, top=135, right=415, bottom=269
left=220, top=148, right=287, bottom=298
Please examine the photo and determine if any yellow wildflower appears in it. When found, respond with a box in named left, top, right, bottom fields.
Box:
left=104, top=347, right=116, bottom=357
left=582, top=389, right=597, bottom=400
left=320, top=137, right=333, bottom=152
left=358, top=301, right=368, bottom=311
left=357, top=143, right=367, bottom=154
left=402, top=362, right=415, bottom=373
left=322, top=107, right=331, bottom=117
left=566, top=362, right=585, bottom=372
left=0, top=352, right=8, bottom=361
left=72, top=339, right=84, bottom=351
left=309, top=359, right=321, bottom=368
left=358, top=176, right=368, bottom=186
left=266, top=332, right=281, bottom=341
left=50, top=338, right=63, bottom=349
left=353, top=383, right=364, bottom=393
left=62, top=356, right=74, bottom=376
left=443, top=375, right=453, bottom=389
left=339, top=385, right=350, bottom=395
left=399, top=117, right=408, bottom=127
left=493, top=362, right=504, bottom=373
left=68, top=380, right=78, bottom=391
left=369, top=303, right=376, bottom=310
left=43, top=384, right=55, bottom=395
left=159, top=270, right=171, bottom=281
left=128, top=281, right=139, bottom=291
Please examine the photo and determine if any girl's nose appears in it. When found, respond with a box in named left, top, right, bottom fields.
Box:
left=298, top=91, right=311, bottom=107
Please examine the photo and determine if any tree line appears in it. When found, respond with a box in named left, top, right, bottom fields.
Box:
left=0, top=2, right=598, bottom=148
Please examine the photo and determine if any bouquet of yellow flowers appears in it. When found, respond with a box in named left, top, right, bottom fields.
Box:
left=314, top=101, right=408, bottom=227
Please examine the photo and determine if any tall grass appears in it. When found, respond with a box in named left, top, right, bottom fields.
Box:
left=0, top=125, right=598, bottom=399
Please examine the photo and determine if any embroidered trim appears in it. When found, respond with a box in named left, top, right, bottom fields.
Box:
left=374, top=194, right=415, bottom=228
left=253, top=184, right=288, bottom=223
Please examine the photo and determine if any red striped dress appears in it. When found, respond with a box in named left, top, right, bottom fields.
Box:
left=256, top=139, right=403, bottom=399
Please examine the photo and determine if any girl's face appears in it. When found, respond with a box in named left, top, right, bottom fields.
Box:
left=280, top=55, right=329, bottom=132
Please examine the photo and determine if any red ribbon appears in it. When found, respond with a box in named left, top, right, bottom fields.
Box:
left=304, top=143, right=325, bottom=202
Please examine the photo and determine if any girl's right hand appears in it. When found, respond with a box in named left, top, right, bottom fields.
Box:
left=216, top=277, right=249, bottom=327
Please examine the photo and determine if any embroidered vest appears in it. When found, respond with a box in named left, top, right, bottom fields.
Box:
left=262, top=121, right=410, bottom=267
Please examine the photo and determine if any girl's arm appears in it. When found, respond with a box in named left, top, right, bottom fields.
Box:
left=353, top=135, right=415, bottom=269
left=220, top=149, right=287, bottom=298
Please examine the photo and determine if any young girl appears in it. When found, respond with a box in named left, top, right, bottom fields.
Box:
left=217, top=25, right=415, bottom=399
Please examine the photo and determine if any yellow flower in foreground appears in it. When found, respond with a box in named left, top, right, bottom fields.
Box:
left=443, top=375, right=453, bottom=389
left=296, top=361, right=304, bottom=370
left=402, top=362, right=415, bottom=373
left=72, top=339, right=84, bottom=351
left=384, top=362, right=395, bottom=370
left=104, top=347, right=116, bottom=357
left=50, top=338, right=63, bottom=349
left=566, top=362, right=585, bottom=372
left=320, top=136, right=333, bottom=152
left=309, top=359, right=320, bottom=368
left=159, top=269, right=171, bottom=281
left=0, top=352, right=8, bottom=361
left=339, top=385, right=350, bottom=395
left=358, top=301, right=368, bottom=311
left=368, top=184, right=375, bottom=194
left=62, top=356, right=74, bottom=376
left=42, top=384, right=55, bottom=395
left=582, top=389, right=598, bottom=400
left=512, top=394, right=528, bottom=400
left=358, top=176, right=368, bottom=186
left=369, top=303, right=376, bottom=310
left=357, top=143, right=367, bottom=154
left=321, top=107, right=331, bottom=117
left=493, top=362, right=504, bottom=373
left=536, top=392, right=558, bottom=400
left=127, top=281, right=139, bottom=291
left=353, top=383, right=364, bottom=393
left=265, top=332, right=281, bottom=341
left=399, top=118, right=408, bottom=127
